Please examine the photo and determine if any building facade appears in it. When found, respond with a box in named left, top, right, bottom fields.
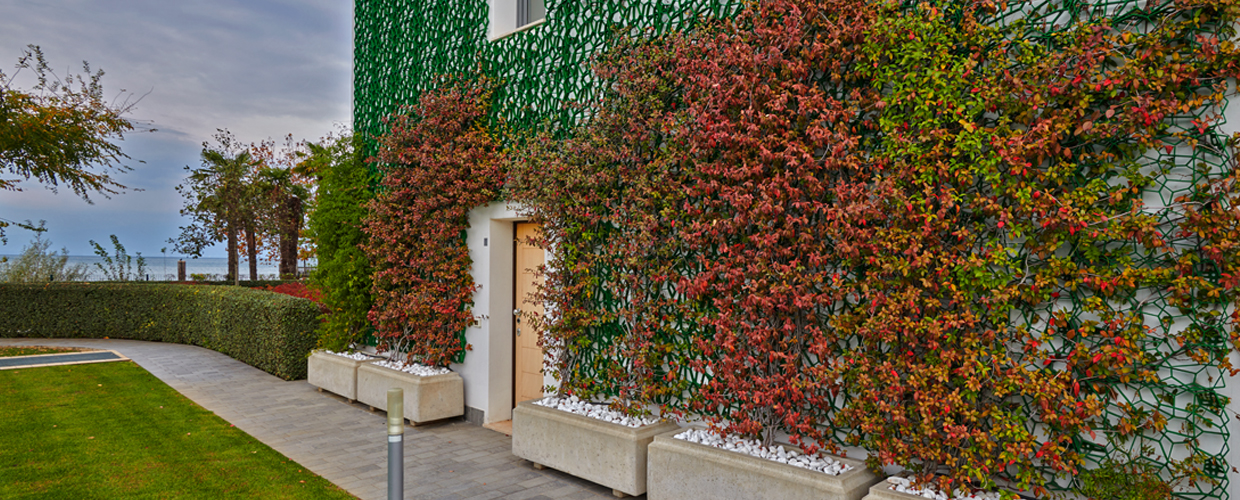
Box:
left=354, top=1, right=1240, bottom=496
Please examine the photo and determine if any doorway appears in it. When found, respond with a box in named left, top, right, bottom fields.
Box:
left=513, top=222, right=545, bottom=406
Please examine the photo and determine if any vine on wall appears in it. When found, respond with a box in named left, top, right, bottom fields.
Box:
left=510, top=0, right=1240, bottom=496
left=362, top=78, right=505, bottom=367
left=508, top=35, right=703, bottom=415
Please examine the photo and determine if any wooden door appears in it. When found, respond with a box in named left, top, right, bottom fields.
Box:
left=513, top=222, right=545, bottom=405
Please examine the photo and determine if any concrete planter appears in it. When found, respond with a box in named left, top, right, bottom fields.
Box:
left=307, top=350, right=371, bottom=401
left=647, top=428, right=881, bottom=500
left=356, top=362, right=464, bottom=424
left=512, top=399, right=680, bottom=497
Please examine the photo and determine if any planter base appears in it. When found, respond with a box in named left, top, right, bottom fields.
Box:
left=307, top=351, right=371, bottom=401
left=647, top=429, right=880, bottom=500
left=512, top=399, right=680, bottom=497
left=356, top=363, right=464, bottom=424
left=863, top=479, right=917, bottom=500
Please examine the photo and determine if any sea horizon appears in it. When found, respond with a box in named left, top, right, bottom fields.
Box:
left=0, top=255, right=317, bottom=281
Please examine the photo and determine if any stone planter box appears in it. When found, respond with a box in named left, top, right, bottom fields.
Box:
left=647, top=428, right=880, bottom=500
left=356, top=362, right=464, bottom=424
left=307, top=350, right=372, bottom=401
left=512, top=399, right=680, bottom=497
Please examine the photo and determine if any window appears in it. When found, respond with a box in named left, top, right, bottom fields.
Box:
left=517, top=0, right=545, bottom=27
left=489, top=0, right=546, bottom=41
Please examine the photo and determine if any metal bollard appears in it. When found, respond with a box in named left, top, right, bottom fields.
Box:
left=388, top=388, right=404, bottom=500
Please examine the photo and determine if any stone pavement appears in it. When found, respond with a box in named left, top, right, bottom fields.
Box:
left=0, top=338, right=629, bottom=500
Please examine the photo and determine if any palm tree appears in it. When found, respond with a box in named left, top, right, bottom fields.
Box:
left=171, top=131, right=259, bottom=286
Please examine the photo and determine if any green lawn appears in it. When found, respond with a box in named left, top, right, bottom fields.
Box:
left=0, top=361, right=357, bottom=499
left=0, top=345, right=82, bottom=357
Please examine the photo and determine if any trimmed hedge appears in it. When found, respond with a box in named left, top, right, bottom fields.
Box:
left=172, top=280, right=298, bottom=289
left=0, top=283, right=320, bottom=380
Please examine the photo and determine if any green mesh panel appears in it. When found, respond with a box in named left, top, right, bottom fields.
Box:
left=354, top=0, right=743, bottom=143
left=990, top=0, right=1235, bottom=496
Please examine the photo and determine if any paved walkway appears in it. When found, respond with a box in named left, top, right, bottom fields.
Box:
left=0, top=338, right=627, bottom=500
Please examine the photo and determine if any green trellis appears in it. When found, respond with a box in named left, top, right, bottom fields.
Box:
left=354, top=0, right=1237, bottom=497
left=354, top=0, right=744, bottom=143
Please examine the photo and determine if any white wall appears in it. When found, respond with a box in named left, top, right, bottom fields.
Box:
left=486, top=0, right=518, bottom=41
left=453, top=200, right=551, bottom=424
left=1219, top=96, right=1238, bottom=499
left=487, top=0, right=546, bottom=41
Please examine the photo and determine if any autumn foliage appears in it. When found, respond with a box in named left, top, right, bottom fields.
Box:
left=510, top=0, right=1240, bottom=495
left=261, top=282, right=323, bottom=306
left=507, top=34, right=702, bottom=416
left=362, top=79, right=504, bottom=367
left=353, top=0, right=1240, bottom=493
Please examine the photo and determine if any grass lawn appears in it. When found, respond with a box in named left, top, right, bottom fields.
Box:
left=0, top=361, right=357, bottom=499
left=0, top=346, right=83, bottom=357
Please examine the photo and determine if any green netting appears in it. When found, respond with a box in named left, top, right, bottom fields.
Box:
left=989, top=0, right=1235, bottom=496
left=354, top=0, right=744, bottom=144
left=355, top=0, right=1237, bottom=497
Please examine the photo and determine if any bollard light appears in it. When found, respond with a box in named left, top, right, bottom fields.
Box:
left=387, top=388, right=404, bottom=500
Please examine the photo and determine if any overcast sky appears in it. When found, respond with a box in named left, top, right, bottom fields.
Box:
left=0, top=0, right=353, bottom=258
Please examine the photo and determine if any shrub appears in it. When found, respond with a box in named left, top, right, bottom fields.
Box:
left=0, top=226, right=89, bottom=282
left=362, top=78, right=503, bottom=367
left=177, top=279, right=297, bottom=288
left=304, top=133, right=375, bottom=352
left=88, top=234, right=147, bottom=281
left=260, top=282, right=323, bottom=305
left=1077, top=460, right=1171, bottom=500
left=0, top=283, right=321, bottom=379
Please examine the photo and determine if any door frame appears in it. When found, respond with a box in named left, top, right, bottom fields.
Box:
left=511, top=221, right=519, bottom=408
left=511, top=221, right=544, bottom=408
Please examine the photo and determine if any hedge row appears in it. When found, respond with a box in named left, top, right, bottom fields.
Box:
left=0, top=283, right=321, bottom=380
left=173, top=280, right=298, bottom=288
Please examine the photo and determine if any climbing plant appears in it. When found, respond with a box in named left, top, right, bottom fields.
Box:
left=508, top=35, right=705, bottom=415
left=514, top=0, right=1240, bottom=496
left=361, top=0, right=1240, bottom=496
left=361, top=78, right=505, bottom=367
left=305, top=133, right=375, bottom=352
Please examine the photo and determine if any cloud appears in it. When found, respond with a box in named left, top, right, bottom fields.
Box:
left=0, top=0, right=352, bottom=257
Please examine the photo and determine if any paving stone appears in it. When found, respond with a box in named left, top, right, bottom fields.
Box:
left=0, top=338, right=647, bottom=500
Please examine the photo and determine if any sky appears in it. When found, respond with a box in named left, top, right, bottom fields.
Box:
left=0, top=0, right=354, bottom=258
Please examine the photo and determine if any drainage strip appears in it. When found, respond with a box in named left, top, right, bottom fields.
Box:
left=0, top=350, right=129, bottom=370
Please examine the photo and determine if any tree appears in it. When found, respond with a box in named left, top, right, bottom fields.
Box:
left=250, top=135, right=314, bottom=278
left=171, top=130, right=258, bottom=285
left=0, top=45, right=142, bottom=239
left=304, top=132, right=374, bottom=351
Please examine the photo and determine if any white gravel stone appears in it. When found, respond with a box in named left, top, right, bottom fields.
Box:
left=372, top=359, right=452, bottom=376
left=532, top=396, right=662, bottom=428
left=888, top=477, right=1003, bottom=500
left=672, top=428, right=853, bottom=476
left=324, top=350, right=374, bottom=361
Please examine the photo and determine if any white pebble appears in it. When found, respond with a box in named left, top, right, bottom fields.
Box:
left=889, top=477, right=1002, bottom=500
left=532, top=396, right=662, bottom=428
left=372, top=359, right=451, bottom=376
left=672, top=429, right=852, bottom=476
left=324, top=350, right=374, bottom=361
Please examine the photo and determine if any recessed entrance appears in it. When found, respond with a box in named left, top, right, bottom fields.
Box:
left=513, top=222, right=545, bottom=406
